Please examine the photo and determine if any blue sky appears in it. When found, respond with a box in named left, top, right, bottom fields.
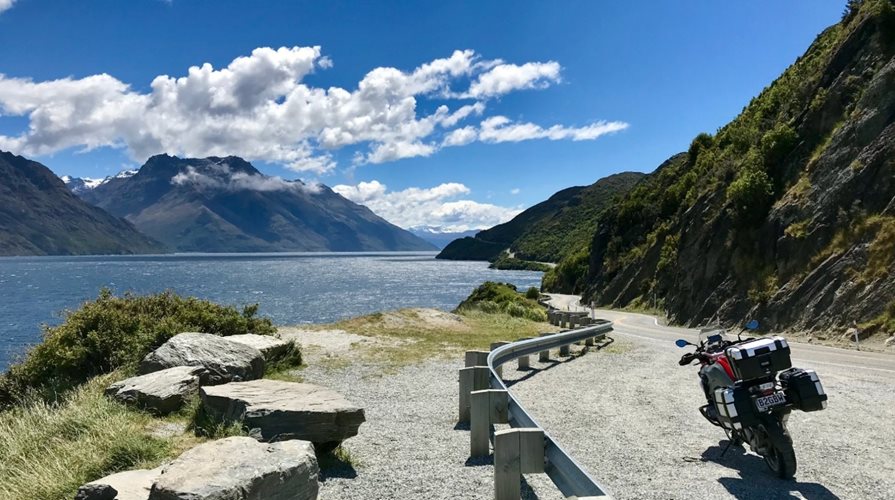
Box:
left=0, top=0, right=843, bottom=231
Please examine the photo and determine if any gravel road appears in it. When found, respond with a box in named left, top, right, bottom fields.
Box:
left=508, top=299, right=895, bottom=499
left=293, top=339, right=562, bottom=500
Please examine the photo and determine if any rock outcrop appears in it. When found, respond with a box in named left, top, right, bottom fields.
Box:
left=105, top=366, right=204, bottom=415
left=200, top=380, right=365, bottom=447
left=226, top=334, right=294, bottom=364
left=76, top=468, right=161, bottom=500
left=148, top=437, right=319, bottom=500
left=138, top=333, right=264, bottom=384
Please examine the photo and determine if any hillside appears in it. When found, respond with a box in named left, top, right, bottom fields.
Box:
left=559, top=1, right=895, bottom=336
left=437, top=172, right=644, bottom=263
left=0, top=151, right=164, bottom=256
left=79, top=154, right=435, bottom=253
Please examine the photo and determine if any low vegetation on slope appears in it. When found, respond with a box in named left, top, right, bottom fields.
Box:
left=0, top=290, right=276, bottom=406
left=456, top=281, right=547, bottom=322
left=547, top=0, right=895, bottom=337
left=0, top=291, right=285, bottom=500
left=437, top=172, right=644, bottom=265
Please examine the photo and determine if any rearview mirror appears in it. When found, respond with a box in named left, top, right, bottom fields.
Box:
left=675, top=339, right=690, bottom=348
left=745, top=319, right=759, bottom=330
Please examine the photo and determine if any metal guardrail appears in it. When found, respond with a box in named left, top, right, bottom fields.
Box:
left=487, top=321, right=615, bottom=498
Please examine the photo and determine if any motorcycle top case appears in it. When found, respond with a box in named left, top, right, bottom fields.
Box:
left=780, top=368, right=827, bottom=412
left=713, top=385, right=760, bottom=431
left=725, top=336, right=792, bottom=381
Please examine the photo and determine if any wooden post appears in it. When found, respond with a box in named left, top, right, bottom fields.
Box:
left=458, top=366, right=491, bottom=423
left=465, top=350, right=489, bottom=367
left=585, top=337, right=594, bottom=347
left=470, top=390, right=491, bottom=457
left=559, top=344, right=570, bottom=357
left=494, top=428, right=545, bottom=500
left=470, top=389, right=509, bottom=457
left=490, top=341, right=510, bottom=378
left=494, top=429, right=521, bottom=500
left=518, top=428, right=545, bottom=473
left=516, top=338, right=531, bottom=370
left=538, top=333, right=551, bottom=362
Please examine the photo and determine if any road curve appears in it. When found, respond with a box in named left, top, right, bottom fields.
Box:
left=513, top=294, right=895, bottom=499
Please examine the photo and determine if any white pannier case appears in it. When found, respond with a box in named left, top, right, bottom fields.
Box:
left=725, top=336, right=792, bottom=381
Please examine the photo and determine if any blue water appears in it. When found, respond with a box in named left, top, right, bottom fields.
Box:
left=0, top=252, right=543, bottom=369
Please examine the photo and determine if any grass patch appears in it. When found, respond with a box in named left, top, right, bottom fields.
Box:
left=0, top=374, right=200, bottom=500
left=326, top=308, right=555, bottom=370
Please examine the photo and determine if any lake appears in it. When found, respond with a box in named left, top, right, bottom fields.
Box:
left=0, top=252, right=543, bottom=370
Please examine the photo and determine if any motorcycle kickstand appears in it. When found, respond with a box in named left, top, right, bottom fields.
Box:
left=719, top=437, right=734, bottom=458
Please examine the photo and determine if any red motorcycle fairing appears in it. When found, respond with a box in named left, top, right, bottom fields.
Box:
left=715, top=354, right=735, bottom=380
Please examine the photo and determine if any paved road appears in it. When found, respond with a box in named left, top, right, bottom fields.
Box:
left=514, top=294, right=895, bottom=499
left=546, top=293, right=895, bottom=374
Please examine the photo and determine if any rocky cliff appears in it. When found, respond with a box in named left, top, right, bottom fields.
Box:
left=576, top=1, right=895, bottom=337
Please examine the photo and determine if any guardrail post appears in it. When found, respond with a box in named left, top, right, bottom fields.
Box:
left=465, top=350, right=489, bottom=367
left=490, top=341, right=510, bottom=378
left=494, top=428, right=545, bottom=500
left=559, top=343, right=571, bottom=357
left=470, top=389, right=509, bottom=457
left=458, top=366, right=490, bottom=423
left=585, top=336, right=595, bottom=347
left=516, top=338, right=531, bottom=370
left=538, top=333, right=551, bottom=362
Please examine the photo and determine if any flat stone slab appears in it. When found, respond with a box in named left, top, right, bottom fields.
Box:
left=148, top=436, right=318, bottom=500
left=105, top=366, right=204, bottom=415
left=227, top=334, right=294, bottom=363
left=77, top=468, right=161, bottom=500
left=139, top=332, right=264, bottom=385
left=200, top=379, right=365, bottom=445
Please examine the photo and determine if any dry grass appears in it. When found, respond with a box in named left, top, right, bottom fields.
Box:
left=0, top=374, right=203, bottom=500
left=319, top=308, right=558, bottom=371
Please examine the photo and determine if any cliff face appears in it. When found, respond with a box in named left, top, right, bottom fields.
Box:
left=580, top=2, right=895, bottom=336
left=0, top=151, right=164, bottom=256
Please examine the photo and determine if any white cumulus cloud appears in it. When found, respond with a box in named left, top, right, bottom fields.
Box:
left=0, top=0, right=15, bottom=14
left=0, top=46, right=627, bottom=173
left=333, top=180, right=520, bottom=232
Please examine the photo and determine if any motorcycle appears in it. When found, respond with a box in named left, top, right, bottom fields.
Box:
left=675, top=320, right=827, bottom=479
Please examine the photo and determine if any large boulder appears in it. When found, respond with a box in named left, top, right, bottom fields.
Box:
left=139, top=333, right=264, bottom=385
left=148, top=437, right=318, bottom=500
left=105, top=366, right=204, bottom=415
left=226, top=334, right=295, bottom=364
left=75, top=468, right=161, bottom=500
left=200, top=380, right=365, bottom=447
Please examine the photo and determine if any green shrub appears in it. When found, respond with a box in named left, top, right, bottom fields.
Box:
left=456, top=282, right=547, bottom=322
left=760, top=124, right=799, bottom=170
left=525, top=287, right=540, bottom=300
left=727, top=168, right=774, bottom=226
left=1, top=289, right=276, bottom=405
left=687, top=132, right=714, bottom=165
left=542, top=248, right=590, bottom=294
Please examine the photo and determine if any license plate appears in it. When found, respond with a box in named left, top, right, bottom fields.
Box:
left=755, top=392, right=787, bottom=412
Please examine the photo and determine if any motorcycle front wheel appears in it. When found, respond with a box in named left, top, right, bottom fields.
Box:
left=759, top=416, right=797, bottom=479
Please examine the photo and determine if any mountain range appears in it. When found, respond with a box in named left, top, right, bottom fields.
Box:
left=0, top=151, right=164, bottom=256
left=75, top=154, right=435, bottom=253
left=437, top=172, right=644, bottom=263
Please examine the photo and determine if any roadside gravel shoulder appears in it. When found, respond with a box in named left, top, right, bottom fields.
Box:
left=289, top=328, right=562, bottom=499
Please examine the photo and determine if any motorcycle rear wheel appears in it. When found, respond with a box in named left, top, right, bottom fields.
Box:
left=759, top=417, right=797, bottom=479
